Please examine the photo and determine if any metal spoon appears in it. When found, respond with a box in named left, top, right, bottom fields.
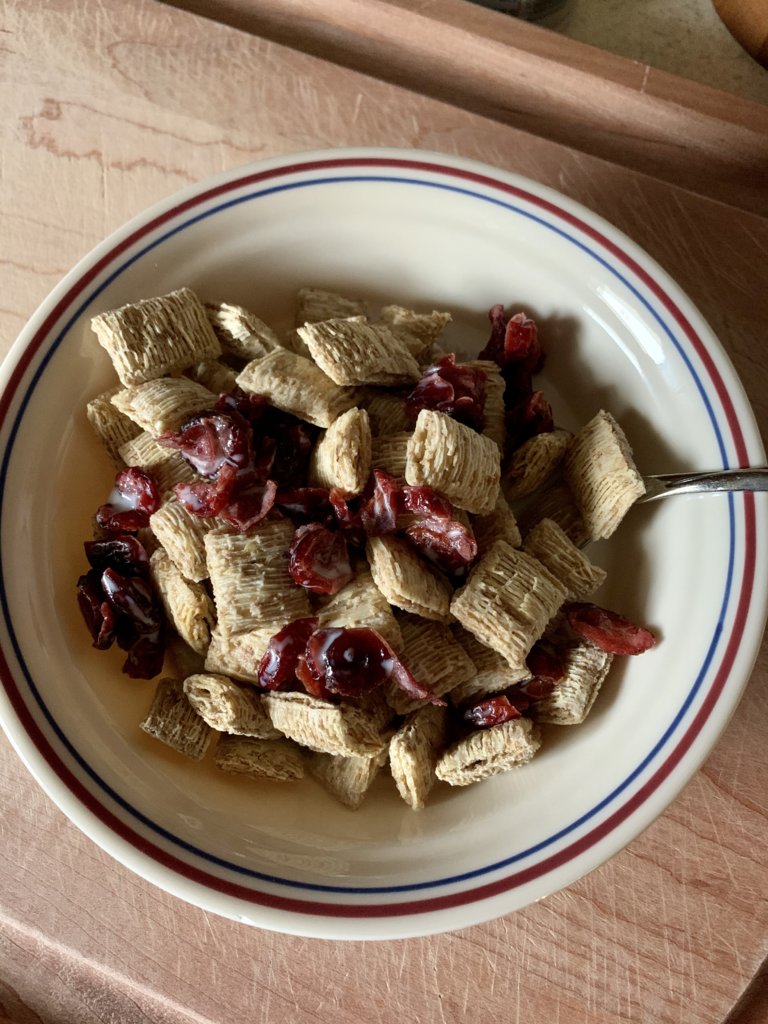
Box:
left=640, top=468, right=768, bottom=502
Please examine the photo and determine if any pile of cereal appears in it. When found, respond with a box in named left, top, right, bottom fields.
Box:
left=77, top=286, right=655, bottom=809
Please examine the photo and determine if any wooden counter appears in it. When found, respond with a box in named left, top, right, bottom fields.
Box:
left=1, top=2, right=767, bottom=1021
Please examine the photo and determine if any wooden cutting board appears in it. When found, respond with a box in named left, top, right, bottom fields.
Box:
left=1, top=2, right=767, bottom=1022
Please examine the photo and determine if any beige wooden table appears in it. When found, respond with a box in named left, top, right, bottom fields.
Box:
left=1, top=2, right=768, bottom=1021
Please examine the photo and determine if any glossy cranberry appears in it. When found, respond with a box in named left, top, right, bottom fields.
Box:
left=95, top=467, right=160, bottom=533
left=257, top=617, right=319, bottom=691
left=329, top=489, right=367, bottom=548
left=565, top=602, right=657, bottom=655
left=76, top=570, right=116, bottom=650
left=405, top=517, right=478, bottom=576
left=122, top=635, right=165, bottom=679
left=405, top=354, right=488, bottom=430
left=158, top=410, right=252, bottom=477
left=479, top=308, right=542, bottom=374
left=463, top=695, right=521, bottom=729
left=288, top=524, right=354, bottom=595
left=276, top=487, right=334, bottom=526
left=84, top=535, right=149, bottom=577
left=400, top=485, right=453, bottom=520
left=175, top=462, right=238, bottom=517
left=360, top=470, right=401, bottom=535
left=219, top=476, right=277, bottom=532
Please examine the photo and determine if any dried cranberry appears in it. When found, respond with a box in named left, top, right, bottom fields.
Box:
left=175, top=462, right=238, bottom=517
left=76, top=570, right=116, bottom=650
left=360, top=470, right=401, bottom=535
left=506, top=391, right=554, bottom=447
left=95, top=467, right=160, bottom=533
left=405, top=517, right=478, bottom=576
left=527, top=641, right=566, bottom=683
left=258, top=617, right=319, bottom=691
left=400, top=485, right=453, bottom=520
left=101, top=568, right=163, bottom=635
left=518, top=677, right=557, bottom=700
left=122, top=635, right=165, bottom=679
left=405, top=354, right=488, bottom=431
left=304, top=627, right=444, bottom=704
left=276, top=487, right=334, bottom=526
left=158, top=410, right=252, bottom=477
left=565, top=602, right=657, bottom=656
left=463, top=695, right=521, bottom=729
left=479, top=309, right=542, bottom=374
left=288, top=524, right=354, bottom=595
left=84, top=535, right=149, bottom=578
left=329, top=489, right=367, bottom=548
left=219, top=476, right=277, bottom=533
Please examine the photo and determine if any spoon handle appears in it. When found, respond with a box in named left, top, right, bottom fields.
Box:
left=640, top=468, right=768, bottom=502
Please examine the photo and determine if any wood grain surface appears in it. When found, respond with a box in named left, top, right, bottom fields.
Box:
left=1, top=2, right=767, bottom=1022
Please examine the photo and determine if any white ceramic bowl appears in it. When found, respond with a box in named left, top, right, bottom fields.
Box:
left=0, top=148, right=766, bottom=940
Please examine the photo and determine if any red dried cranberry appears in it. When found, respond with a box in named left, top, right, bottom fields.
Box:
left=405, top=354, right=488, bottom=431
left=506, top=391, right=554, bottom=448
left=565, top=603, right=657, bottom=655
left=101, top=568, right=163, bottom=635
left=95, top=467, right=160, bottom=533
left=405, top=517, right=478, bottom=576
left=463, top=695, right=521, bottom=729
left=326, top=489, right=365, bottom=549
left=158, top=410, right=252, bottom=477
left=175, top=462, right=238, bottom=517
left=288, top=524, right=354, bottom=595
left=258, top=617, right=319, bottom=691
left=479, top=309, right=542, bottom=374
left=276, top=487, right=334, bottom=525
left=400, top=485, right=453, bottom=520
left=122, top=635, right=165, bottom=679
left=219, top=476, right=277, bottom=533
left=360, top=470, right=401, bottom=535
left=304, top=627, right=444, bottom=704
left=76, top=570, right=116, bottom=650
left=518, top=677, right=557, bottom=700
left=527, top=641, right=566, bottom=683
left=84, top=535, right=149, bottom=577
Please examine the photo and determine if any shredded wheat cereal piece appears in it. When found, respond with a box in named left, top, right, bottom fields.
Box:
left=119, top=432, right=198, bottom=498
left=464, top=359, right=506, bottom=449
left=149, top=549, right=215, bottom=655
left=435, top=717, right=541, bottom=786
left=150, top=499, right=213, bottom=583
left=309, top=407, right=371, bottom=496
left=385, top=615, right=476, bottom=714
left=297, top=318, right=421, bottom=386
left=205, top=301, right=283, bottom=360
left=214, top=735, right=304, bottom=781
left=307, top=749, right=388, bottom=809
left=517, top=481, right=589, bottom=548
left=140, top=677, right=212, bottom=760
left=564, top=410, right=645, bottom=540
left=264, top=691, right=389, bottom=757
left=296, top=287, right=367, bottom=325
left=522, top=518, right=607, bottom=600
left=205, top=520, right=309, bottom=637
left=504, top=429, right=571, bottom=500
left=316, top=570, right=403, bottom=650
left=450, top=628, right=530, bottom=704
left=236, top=349, right=357, bottom=428
left=367, top=535, right=452, bottom=623
left=533, top=641, right=614, bottom=725
left=185, top=359, right=238, bottom=394
left=86, top=388, right=142, bottom=465
left=365, top=392, right=410, bottom=436
left=451, top=540, right=566, bottom=669
left=379, top=305, right=452, bottom=361
left=471, top=493, right=522, bottom=555
left=111, top=378, right=217, bottom=435
left=370, top=431, right=412, bottom=480
left=406, top=409, right=501, bottom=515
left=183, top=672, right=281, bottom=738
left=204, top=623, right=282, bottom=684
left=389, top=704, right=448, bottom=808
left=91, top=288, right=220, bottom=387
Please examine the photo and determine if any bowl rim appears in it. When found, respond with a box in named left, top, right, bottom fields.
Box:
left=0, top=146, right=765, bottom=939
